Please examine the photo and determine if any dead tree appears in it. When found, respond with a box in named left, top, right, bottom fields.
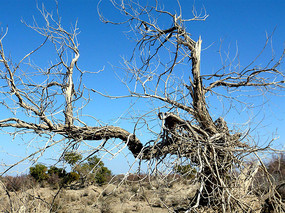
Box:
left=0, top=0, right=284, bottom=212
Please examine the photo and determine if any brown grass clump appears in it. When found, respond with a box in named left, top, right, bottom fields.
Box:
left=1, top=175, right=36, bottom=192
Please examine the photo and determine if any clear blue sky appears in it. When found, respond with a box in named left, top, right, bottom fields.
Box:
left=0, top=0, right=284, bottom=175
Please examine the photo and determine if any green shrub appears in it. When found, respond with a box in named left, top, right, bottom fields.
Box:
left=64, top=171, right=80, bottom=184
left=94, top=166, right=111, bottom=185
left=63, top=152, right=82, bottom=166
left=63, top=152, right=112, bottom=185
left=174, top=164, right=197, bottom=179
left=30, top=164, right=48, bottom=182
left=48, top=166, right=66, bottom=178
left=45, top=166, right=67, bottom=187
left=85, top=155, right=112, bottom=185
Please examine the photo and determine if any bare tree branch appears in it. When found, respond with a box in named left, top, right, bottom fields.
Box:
left=0, top=1, right=284, bottom=211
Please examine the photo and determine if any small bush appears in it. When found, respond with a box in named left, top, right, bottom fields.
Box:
left=267, top=153, right=285, bottom=199
left=86, top=156, right=112, bottom=185
left=127, top=174, right=147, bottom=181
left=46, top=166, right=67, bottom=187
left=4, top=176, right=23, bottom=191
left=3, top=175, right=35, bottom=191
left=267, top=153, right=285, bottom=184
left=64, top=154, right=112, bottom=186
left=27, top=155, right=112, bottom=187
left=253, top=153, right=285, bottom=212
left=63, top=171, right=80, bottom=184
left=63, top=152, right=82, bottom=166
left=30, top=164, right=48, bottom=182
left=48, top=166, right=66, bottom=178
left=174, top=164, right=197, bottom=179
left=47, top=173, right=62, bottom=188
left=95, top=166, right=112, bottom=185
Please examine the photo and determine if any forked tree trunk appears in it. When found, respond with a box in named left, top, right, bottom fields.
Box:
left=187, top=37, right=232, bottom=206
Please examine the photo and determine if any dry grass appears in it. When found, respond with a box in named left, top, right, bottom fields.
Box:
left=0, top=178, right=200, bottom=213
left=1, top=175, right=279, bottom=212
